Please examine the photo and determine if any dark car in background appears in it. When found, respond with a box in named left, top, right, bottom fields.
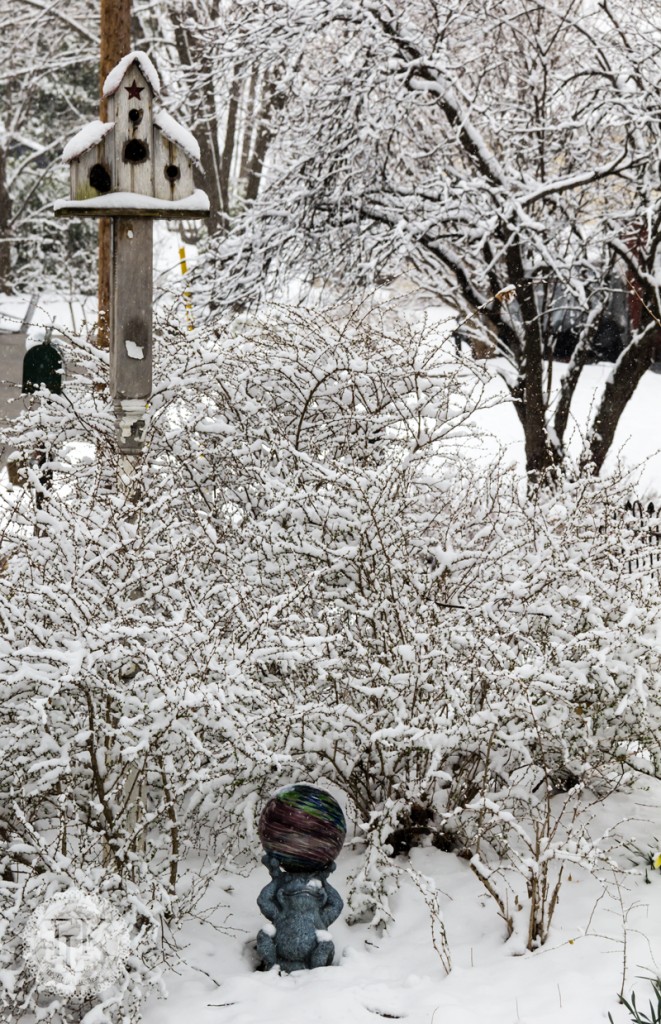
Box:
left=547, top=269, right=661, bottom=365
left=454, top=274, right=661, bottom=365
left=547, top=278, right=630, bottom=363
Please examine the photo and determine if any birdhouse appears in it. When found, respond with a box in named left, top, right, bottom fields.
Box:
left=55, top=51, right=208, bottom=218
left=53, top=51, right=208, bottom=455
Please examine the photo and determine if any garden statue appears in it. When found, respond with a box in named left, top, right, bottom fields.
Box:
left=256, top=784, right=346, bottom=972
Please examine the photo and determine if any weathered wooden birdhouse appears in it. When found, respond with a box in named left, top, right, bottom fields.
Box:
left=57, top=51, right=208, bottom=217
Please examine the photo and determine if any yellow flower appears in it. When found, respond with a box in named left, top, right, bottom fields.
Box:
left=653, top=853, right=661, bottom=870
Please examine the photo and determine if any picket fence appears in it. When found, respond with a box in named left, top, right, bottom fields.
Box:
left=622, top=500, right=661, bottom=575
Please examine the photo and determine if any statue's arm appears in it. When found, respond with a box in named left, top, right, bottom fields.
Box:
left=320, top=883, right=343, bottom=927
left=262, top=852, right=282, bottom=879
left=257, top=880, right=279, bottom=921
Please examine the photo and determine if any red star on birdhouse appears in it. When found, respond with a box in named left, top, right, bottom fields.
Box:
left=125, top=79, right=144, bottom=100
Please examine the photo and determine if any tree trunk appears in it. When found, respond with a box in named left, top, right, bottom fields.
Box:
left=503, top=250, right=560, bottom=481
left=171, top=8, right=224, bottom=236
left=582, top=326, right=658, bottom=474
left=0, top=142, right=12, bottom=293
left=244, top=73, right=284, bottom=204
left=218, top=67, right=242, bottom=223
left=238, top=69, right=258, bottom=185
left=98, top=0, right=131, bottom=350
left=521, top=341, right=554, bottom=480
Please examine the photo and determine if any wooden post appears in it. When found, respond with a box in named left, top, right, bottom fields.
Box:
left=110, top=218, right=153, bottom=451
left=98, top=0, right=131, bottom=350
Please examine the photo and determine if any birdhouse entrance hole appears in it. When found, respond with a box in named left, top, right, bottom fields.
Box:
left=165, top=163, right=181, bottom=182
left=128, top=109, right=143, bottom=126
left=124, top=139, right=149, bottom=163
left=89, top=163, right=111, bottom=193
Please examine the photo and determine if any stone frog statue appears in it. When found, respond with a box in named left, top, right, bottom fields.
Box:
left=256, top=852, right=343, bottom=971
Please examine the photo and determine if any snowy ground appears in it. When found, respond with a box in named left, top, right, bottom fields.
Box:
left=471, top=359, right=661, bottom=499
left=142, top=780, right=661, bottom=1024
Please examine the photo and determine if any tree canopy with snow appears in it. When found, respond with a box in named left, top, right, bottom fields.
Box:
left=204, top=0, right=661, bottom=479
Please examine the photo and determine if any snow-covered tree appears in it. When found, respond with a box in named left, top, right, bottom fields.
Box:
left=206, top=0, right=661, bottom=479
left=0, top=0, right=99, bottom=292
left=4, top=0, right=661, bottom=480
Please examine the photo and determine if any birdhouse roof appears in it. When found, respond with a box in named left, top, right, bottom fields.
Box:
left=154, top=110, right=201, bottom=166
left=61, top=119, right=114, bottom=163
left=102, top=51, right=161, bottom=99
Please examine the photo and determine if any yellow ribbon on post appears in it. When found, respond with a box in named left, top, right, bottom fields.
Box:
left=179, top=245, right=194, bottom=331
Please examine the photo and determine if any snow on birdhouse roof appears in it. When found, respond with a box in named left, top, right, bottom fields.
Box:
left=62, top=120, right=114, bottom=163
left=102, top=51, right=161, bottom=98
left=154, top=110, right=201, bottom=166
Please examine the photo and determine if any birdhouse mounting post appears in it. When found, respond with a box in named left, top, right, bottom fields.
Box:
left=55, top=51, right=209, bottom=458
left=111, top=218, right=153, bottom=452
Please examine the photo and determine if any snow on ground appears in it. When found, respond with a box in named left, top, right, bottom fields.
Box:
left=0, top=293, right=96, bottom=338
left=471, top=359, right=661, bottom=499
left=142, top=779, right=661, bottom=1024
left=407, top=304, right=661, bottom=497
left=0, top=224, right=195, bottom=339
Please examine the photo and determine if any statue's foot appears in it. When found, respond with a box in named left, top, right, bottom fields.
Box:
left=256, top=929, right=277, bottom=970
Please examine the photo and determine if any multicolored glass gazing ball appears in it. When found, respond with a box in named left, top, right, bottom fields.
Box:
left=258, top=785, right=347, bottom=872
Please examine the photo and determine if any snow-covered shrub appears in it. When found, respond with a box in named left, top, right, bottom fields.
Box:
left=0, top=336, right=234, bottom=1022
left=1, top=304, right=660, bottom=1015
left=433, top=478, right=661, bottom=948
left=154, top=307, right=503, bottom=820
left=0, top=306, right=492, bottom=1001
left=149, top=306, right=659, bottom=945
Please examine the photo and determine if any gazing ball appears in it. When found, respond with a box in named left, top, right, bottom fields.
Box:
left=258, top=785, right=346, bottom=872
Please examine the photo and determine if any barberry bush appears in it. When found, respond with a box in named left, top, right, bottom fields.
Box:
left=1, top=305, right=659, bottom=1019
